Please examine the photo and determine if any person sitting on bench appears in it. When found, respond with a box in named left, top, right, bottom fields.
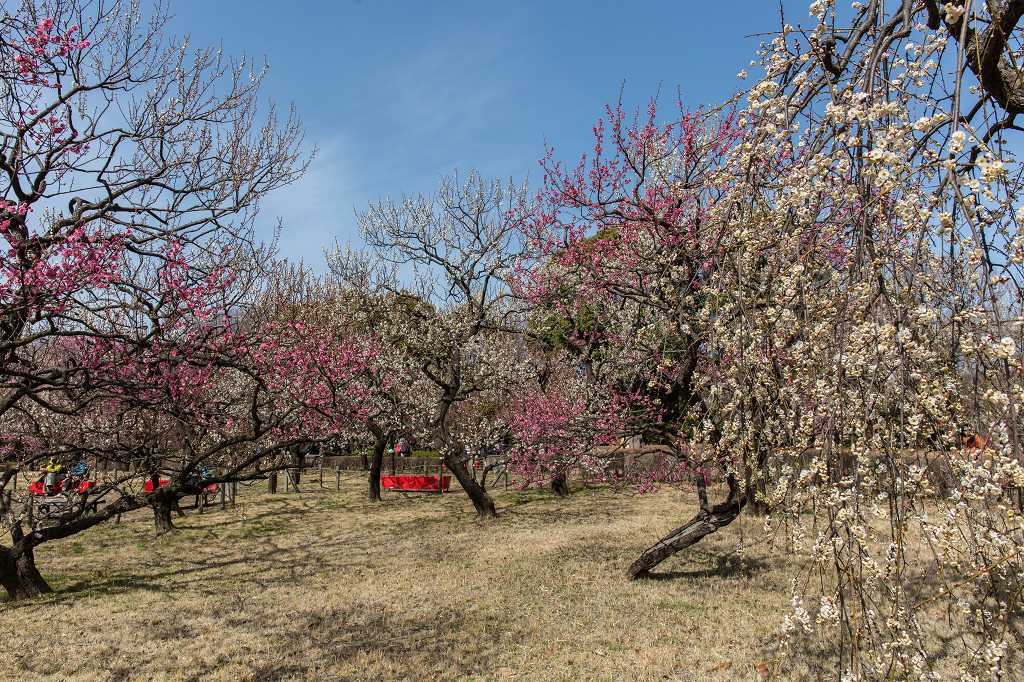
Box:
left=44, top=459, right=64, bottom=494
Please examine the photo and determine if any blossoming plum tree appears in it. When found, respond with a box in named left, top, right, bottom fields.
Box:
left=0, top=0, right=316, bottom=599
left=515, top=2, right=1024, bottom=674
left=712, top=2, right=1024, bottom=676
left=330, top=172, right=535, bottom=517
left=511, top=100, right=749, bottom=545
left=257, top=262, right=425, bottom=501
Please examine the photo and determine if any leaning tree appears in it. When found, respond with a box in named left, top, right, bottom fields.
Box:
left=511, top=101, right=749, bottom=542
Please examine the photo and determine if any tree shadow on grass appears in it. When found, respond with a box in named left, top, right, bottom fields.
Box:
left=18, top=530, right=381, bottom=607
left=237, top=604, right=498, bottom=681
left=642, top=552, right=770, bottom=581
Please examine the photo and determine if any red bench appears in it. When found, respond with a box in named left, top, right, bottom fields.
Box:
left=28, top=479, right=95, bottom=495
left=142, top=478, right=170, bottom=492
left=381, top=474, right=451, bottom=492
left=143, top=479, right=218, bottom=493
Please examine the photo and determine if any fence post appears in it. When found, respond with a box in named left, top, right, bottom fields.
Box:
left=220, top=484, right=226, bottom=510
left=319, top=458, right=324, bottom=488
left=335, top=467, right=340, bottom=491
left=439, top=459, right=444, bottom=496
left=231, top=481, right=237, bottom=506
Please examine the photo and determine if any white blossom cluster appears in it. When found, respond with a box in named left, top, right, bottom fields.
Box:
left=697, top=1, right=1024, bottom=677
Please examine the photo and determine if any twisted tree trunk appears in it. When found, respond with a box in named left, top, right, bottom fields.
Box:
left=0, top=537, right=50, bottom=600
left=432, top=385, right=497, bottom=517
left=152, top=494, right=176, bottom=535
left=551, top=470, right=570, bottom=497
left=0, top=493, right=146, bottom=600
left=150, top=480, right=182, bottom=535
left=627, top=475, right=746, bottom=579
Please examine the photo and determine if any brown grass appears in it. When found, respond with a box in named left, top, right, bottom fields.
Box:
left=0, top=479, right=798, bottom=681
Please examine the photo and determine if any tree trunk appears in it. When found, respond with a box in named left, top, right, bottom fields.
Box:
left=444, top=454, right=497, bottom=517
left=0, top=542, right=51, bottom=600
left=551, top=470, right=570, bottom=497
left=368, top=436, right=386, bottom=501
left=627, top=475, right=746, bottom=579
left=268, top=471, right=278, bottom=494
left=153, top=493, right=176, bottom=535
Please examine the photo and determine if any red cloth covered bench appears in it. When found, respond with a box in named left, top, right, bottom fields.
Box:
left=28, top=479, right=95, bottom=495
left=381, top=474, right=451, bottom=492
left=142, top=478, right=170, bottom=492
left=142, top=479, right=218, bottom=493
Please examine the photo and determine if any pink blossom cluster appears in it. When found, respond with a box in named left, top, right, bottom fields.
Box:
left=508, top=384, right=626, bottom=487
left=14, top=17, right=90, bottom=84
left=250, top=321, right=378, bottom=439
left=158, top=242, right=238, bottom=323
left=0, top=220, right=125, bottom=315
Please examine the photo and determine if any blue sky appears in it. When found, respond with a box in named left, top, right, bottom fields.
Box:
left=167, top=1, right=786, bottom=265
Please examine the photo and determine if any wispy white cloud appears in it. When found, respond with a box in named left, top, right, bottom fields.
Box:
left=255, top=11, right=535, bottom=268
left=257, top=135, right=367, bottom=270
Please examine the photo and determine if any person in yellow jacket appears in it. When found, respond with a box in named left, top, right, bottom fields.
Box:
left=44, top=459, right=63, bottom=492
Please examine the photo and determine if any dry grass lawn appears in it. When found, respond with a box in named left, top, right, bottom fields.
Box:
left=0, top=478, right=799, bottom=681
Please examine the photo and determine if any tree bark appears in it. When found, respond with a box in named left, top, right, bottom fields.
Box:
left=0, top=493, right=148, bottom=600
left=551, top=470, right=570, bottom=497
left=627, top=475, right=746, bottom=579
left=0, top=542, right=51, bottom=600
left=152, top=492, right=176, bottom=535
left=368, top=434, right=386, bottom=501
left=936, top=0, right=1024, bottom=113
left=444, top=454, right=497, bottom=517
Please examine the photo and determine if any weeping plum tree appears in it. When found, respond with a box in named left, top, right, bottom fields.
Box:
left=517, top=1, right=1024, bottom=676
left=698, top=2, right=1024, bottom=675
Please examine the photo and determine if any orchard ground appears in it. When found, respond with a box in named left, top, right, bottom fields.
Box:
left=0, top=479, right=959, bottom=681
